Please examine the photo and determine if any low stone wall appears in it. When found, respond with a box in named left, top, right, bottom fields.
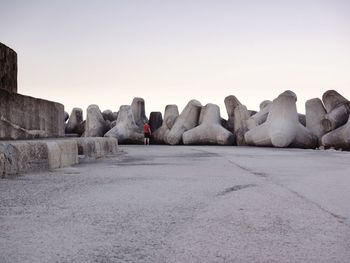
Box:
left=0, top=42, right=17, bottom=93
left=76, top=137, right=118, bottom=160
left=0, top=137, right=119, bottom=177
left=0, top=89, right=65, bottom=140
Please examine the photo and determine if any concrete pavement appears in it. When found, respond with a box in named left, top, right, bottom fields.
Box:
left=1, top=145, right=350, bottom=262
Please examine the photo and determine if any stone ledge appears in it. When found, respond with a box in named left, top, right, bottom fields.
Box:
left=76, top=137, right=118, bottom=160
left=0, top=137, right=118, bottom=177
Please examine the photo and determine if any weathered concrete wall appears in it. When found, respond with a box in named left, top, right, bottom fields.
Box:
left=0, top=89, right=65, bottom=139
left=0, top=137, right=119, bottom=177
left=76, top=137, right=118, bottom=160
left=0, top=42, right=17, bottom=93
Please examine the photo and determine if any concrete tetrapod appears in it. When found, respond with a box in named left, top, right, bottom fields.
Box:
left=246, top=100, right=272, bottom=130
left=166, top=100, right=202, bottom=145
left=321, top=90, right=350, bottom=132
left=322, top=115, right=350, bottom=150
left=224, top=95, right=242, bottom=132
left=149, top=112, right=163, bottom=133
left=182, top=103, right=234, bottom=145
left=305, top=98, right=326, bottom=145
left=84, top=105, right=108, bottom=137
left=102, top=109, right=118, bottom=122
left=245, top=90, right=317, bottom=149
left=233, top=104, right=251, bottom=145
left=65, top=108, right=83, bottom=134
left=152, top=105, right=179, bottom=144
left=104, top=105, right=143, bottom=144
left=131, top=97, right=148, bottom=131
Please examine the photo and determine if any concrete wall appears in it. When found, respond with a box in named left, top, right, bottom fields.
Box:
left=0, top=42, right=17, bottom=93
left=0, top=137, right=119, bottom=177
left=0, top=89, right=65, bottom=139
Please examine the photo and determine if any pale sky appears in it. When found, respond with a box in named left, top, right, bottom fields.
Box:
left=1, top=0, right=350, bottom=118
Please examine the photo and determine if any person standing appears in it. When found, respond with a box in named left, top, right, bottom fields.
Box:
left=143, top=122, right=151, bottom=145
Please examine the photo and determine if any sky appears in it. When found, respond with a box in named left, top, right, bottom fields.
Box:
left=1, top=0, right=350, bottom=118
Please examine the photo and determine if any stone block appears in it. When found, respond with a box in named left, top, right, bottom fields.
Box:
left=46, top=140, right=78, bottom=169
left=76, top=137, right=118, bottom=160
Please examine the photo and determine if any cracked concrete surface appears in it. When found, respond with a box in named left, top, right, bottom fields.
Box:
left=1, top=145, right=350, bottom=262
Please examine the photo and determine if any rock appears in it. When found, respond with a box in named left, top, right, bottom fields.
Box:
left=322, top=115, right=350, bottom=150
left=65, top=108, right=83, bottom=134
left=0, top=89, right=64, bottom=140
left=84, top=105, right=108, bottom=137
left=233, top=105, right=250, bottom=146
left=166, top=100, right=202, bottom=145
left=104, top=105, right=143, bottom=144
left=224, top=95, right=242, bottom=132
left=149, top=112, right=163, bottom=132
left=131, top=97, right=148, bottom=130
left=182, top=103, right=234, bottom=145
left=245, top=90, right=317, bottom=149
left=305, top=98, right=326, bottom=145
left=0, top=42, right=17, bottom=93
left=152, top=105, right=179, bottom=144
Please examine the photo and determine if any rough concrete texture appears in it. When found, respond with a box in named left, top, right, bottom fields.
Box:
left=224, top=95, right=242, bottom=132
left=321, top=90, right=350, bottom=132
left=131, top=97, right=148, bottom=130
left=1, top=145, right=350, bottom=262
left=322, top=90, right=348, bottom=113
left=0, top=139, right=77, bottom=176
left=149, top=112, right=163, bottom=133
left=46, top=140, right=78, bottom=169
left=152, top=105, right=179, bottom=144
left=84, top=105, right=108, bottom=137
left=0, top=137, right=118, bottom=177
left=246, top=100, right=272, bottom=130
left=245, top=91, right=317, bottom=149
left=76, top=137, right=118, bottom=160
left=0, top=89, right=65, bottom=140
left=322, top=115, right=350, bottom=150
left=233, top=104, right=250, bottom=145
left=104, top=105, right=144, bottom=144
left=65, top=108, right=83, bottom=134
left=183, top=103, right=234, bottom=145
left=322, top=102, right=350, bottom=132
left=306, top=98, right=327, bottom=145
left=0, top=42, right=17, bottom=93
left=166, top=100, right=202, bottom=145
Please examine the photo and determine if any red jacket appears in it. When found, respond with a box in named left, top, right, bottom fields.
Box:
left=143, top=123, right=151, bottom=134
